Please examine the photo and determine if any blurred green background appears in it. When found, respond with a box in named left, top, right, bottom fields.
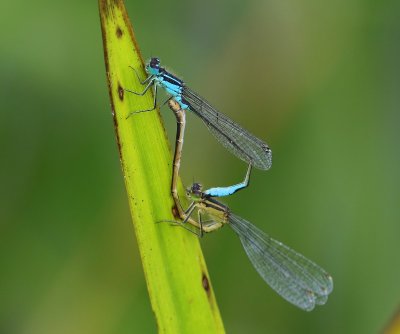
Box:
left=1, top=0, right=399, bottom=333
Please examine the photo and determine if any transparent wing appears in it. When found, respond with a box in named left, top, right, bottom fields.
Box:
left=182, top=87, right=272, bottom=170
left=228, top=213, right=333, bottom=311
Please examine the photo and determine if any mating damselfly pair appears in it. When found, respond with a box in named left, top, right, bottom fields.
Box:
left=125, top=57, right=333, bottom=311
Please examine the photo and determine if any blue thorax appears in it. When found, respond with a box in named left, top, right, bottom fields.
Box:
left=146, top=58, right=189, bottom=110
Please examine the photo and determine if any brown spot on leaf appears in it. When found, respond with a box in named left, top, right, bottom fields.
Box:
left=111, top=107, right=122, bottom=159
left=117, top=83, right=124, bottom=101
left=202, top=273, right=210, bottom=295
left=116, top=26, right=123, bottom=38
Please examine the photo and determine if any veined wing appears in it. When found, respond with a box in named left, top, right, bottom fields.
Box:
left=228, top=213, right=333, bottom=311
left=182, top=87, right=272, bottom=170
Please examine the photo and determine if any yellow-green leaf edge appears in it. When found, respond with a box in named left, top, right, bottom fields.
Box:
left=99, top=0, right=225, bottom=333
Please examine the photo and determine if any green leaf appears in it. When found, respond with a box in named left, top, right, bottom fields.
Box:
left=98, top=0, right=225, bottom=333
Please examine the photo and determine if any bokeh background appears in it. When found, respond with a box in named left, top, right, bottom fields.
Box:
left=1, top=0, right=399, bottom=333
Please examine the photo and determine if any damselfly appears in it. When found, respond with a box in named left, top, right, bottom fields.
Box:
left=126, top=58, right=272, bottom=173
left=174, top=181, right=333, bottom=311
left=164, top=84, right=332, bottom=310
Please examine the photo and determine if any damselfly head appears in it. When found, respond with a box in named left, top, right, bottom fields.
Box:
left=146, top=57, right=160, bottom=75
left=186, top=183, right=203, bottom=199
